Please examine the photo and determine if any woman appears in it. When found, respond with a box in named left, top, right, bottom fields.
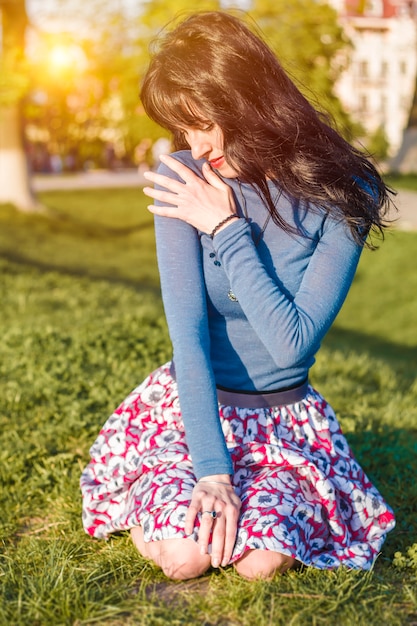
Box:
left=81, top=11, right=395, bottom=580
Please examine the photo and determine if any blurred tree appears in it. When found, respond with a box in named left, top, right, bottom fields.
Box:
left=389, top=73, right=417, bottom=173
left=31, top=0, right=223, bottom=168
left=248, top=0, right=356, bottom=137
left=134, top=0, right=358, bottom=142
left=126, top=0, right=223, bottom=163
left=5, top=0, right=357, bottom=185
left=366, top=125, right=389, bottom=162
left=0, top=0, right=40, bottom=211
left=25, top=33, right=111, bottom=172
left=25, top=1, right=162, bottom=171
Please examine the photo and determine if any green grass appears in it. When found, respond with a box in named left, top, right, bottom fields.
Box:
left=1, top=188, right=416, bottom=625
left=385, top=172, right=417, bottom=193
left=0, top=188, right=157, bottom=288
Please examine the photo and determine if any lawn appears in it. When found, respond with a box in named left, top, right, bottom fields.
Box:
left=386, top=172, right=417, bottom=193
left=0, top=186, right=416, bottom=625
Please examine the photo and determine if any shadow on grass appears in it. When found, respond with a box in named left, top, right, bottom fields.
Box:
left=348, top=424, right=416, bottom=557
left=38, top=204, right=155, bottom=238
left=325, top=326, right=417, bottom=385
left=0, top=247, right=162, bottom=295
left=321, top=328, right=417, bottom=557
left=0, top=201, right=154, bottom=238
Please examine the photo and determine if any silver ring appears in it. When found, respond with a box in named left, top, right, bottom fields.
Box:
left=202, top=510, right=217, bottom=520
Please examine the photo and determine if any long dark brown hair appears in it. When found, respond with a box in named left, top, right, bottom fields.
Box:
left=140, top=10, right=395, bottom=245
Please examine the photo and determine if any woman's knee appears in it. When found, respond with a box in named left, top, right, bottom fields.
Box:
left=151, top=539, right=212, bottom=580
left=234, top=549, right=296, bottom=580
left=131, top=528, right=211, bottom=580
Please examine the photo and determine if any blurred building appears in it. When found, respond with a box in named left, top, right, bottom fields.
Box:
left=329, top=0, right=417, bottom=158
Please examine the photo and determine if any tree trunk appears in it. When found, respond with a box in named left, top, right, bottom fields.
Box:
left=0, top=0, right=42, bottom=211
left=0, top=104, right=40, bottom=210
left=389, top=64, right=417, bottom=173
left=389, top=128, right=417, bottom=173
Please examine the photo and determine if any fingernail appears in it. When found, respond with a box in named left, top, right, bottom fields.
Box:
left=212, top=558, right=220, bottom=568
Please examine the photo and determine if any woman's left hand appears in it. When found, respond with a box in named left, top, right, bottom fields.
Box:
left=185, top=477, right=241, bottom=569
left=143, top=154, right=238, bottom=235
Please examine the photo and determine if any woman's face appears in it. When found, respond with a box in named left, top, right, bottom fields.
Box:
left=182, top=123, right=239, bottom=178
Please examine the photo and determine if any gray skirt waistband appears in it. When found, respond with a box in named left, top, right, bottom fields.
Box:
left=216, top=379, right=309, bottom=409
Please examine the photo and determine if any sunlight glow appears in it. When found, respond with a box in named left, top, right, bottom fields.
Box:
left=48, top=44, right=87, bottom=73
left=50, top=45, right=71, bottom=69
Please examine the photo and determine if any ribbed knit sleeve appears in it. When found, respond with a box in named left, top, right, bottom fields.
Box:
left=154, top=213, right=233, bottom=480
left=213, top=216, right=362, bottom=368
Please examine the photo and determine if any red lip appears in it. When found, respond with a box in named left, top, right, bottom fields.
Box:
left=209, top=156, right=225, bottom=169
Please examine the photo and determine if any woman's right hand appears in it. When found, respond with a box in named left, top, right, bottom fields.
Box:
left=185, top=476, right=241, bottom=568
left=143, top=155, right=238, bottom=236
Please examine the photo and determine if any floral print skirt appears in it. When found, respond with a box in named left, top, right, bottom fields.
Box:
left=80, top=363, right=395, bottom=570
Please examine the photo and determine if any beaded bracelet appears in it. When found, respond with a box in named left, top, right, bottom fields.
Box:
left=198, top=479, right=233, bottom=487
left=210, top=213, right=239, bottom=239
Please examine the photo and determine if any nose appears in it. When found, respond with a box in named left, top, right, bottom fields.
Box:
left=186, top=130, right=211, bottom=161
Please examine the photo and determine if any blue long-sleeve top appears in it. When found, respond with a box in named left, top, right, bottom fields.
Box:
left=154, top=150, right=363, bottom=480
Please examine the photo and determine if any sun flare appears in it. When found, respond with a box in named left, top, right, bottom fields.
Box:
left=50, top=45, right=72, bottom=69
left=48, top=44, right=87, bottom=73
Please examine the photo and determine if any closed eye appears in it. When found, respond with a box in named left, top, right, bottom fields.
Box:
left=199, top=123, right=214, bottom=131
